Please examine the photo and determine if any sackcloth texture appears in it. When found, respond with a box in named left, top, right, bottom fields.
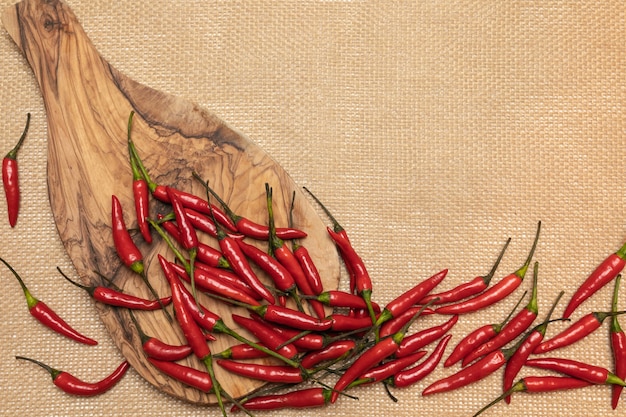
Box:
left=1, top=1, right=625, bottom=416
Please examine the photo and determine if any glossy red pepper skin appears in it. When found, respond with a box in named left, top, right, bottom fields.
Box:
left=525, top=357, right=626, bottom=386
left=254, top=305, right=332, bottom=332
left=231, top=314, right=299, bottom=360
left=127, top=113, right=152, bottom=244
left=148, top=357, right=212, bottom=392
left=234, top=387, right=331, bottom=412
left=260, top=321, right=325, bottom=351
left=17, top=356, right=128, bottom=396
left=314, top=290, right=379, bottom=310
left=213, top=343, right=270, bottom=360
left=355, top=350, right=427, bottom=386
left=111, top=195, right=144, bottom=275
left=563, top=243, right=626, bottom=319
left=236, top=239, right=296, bottom=292
left=378, top=306, right=435, bottom=339
left=193, top=261, right=261, bottom=300
left=422, top=349, right=506, bottom=396
left=329, top=313, right=378, bottom=332
left=300, top=339, right=356, bottom=369
left=293, top=244, right=324, bottom=294
left=390, top=334, right=452, bottom=388
left=94, top=287, right=172, bottom=310
left=533, top=311, right=616, bottom=354
left=2, top=113, right=29, bottom=228
left=395, top=315, right=458, bottom=358
left=611, top=276, right=626, bottom=409
left=217, top=359, right=305, bottom=383
left=503, top=328, right=543, bottom=404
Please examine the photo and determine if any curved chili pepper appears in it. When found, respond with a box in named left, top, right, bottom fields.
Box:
left=395, top=314, right=458, bottom=358
left=128, top=310, right=192, bottom=361
left=533, top=308, right=626, bottom=354
left=311, top=290, right=379, bottom=311
left=16, top=356, right=129, bottom=396
left=351, top=350, right=428, bottom=388
left=462, top=261, right=541, bottom=365
left=256, top=320, right=325, bottom=350
left=300, top=339, right=356, bottom=369
left=213, top=343, right=270, bottom=360
left=236, top=239, right=296, bottom=293
left=0, top=257, right=97, bottom=346
left=231, top=314, right=299, bottom=360
left=378, top=306, right=435, bottom=339
left=374, top=269, right=448, bottom=327
left=444, top=290, right=527, bottom=367
left=563, top=240, right=626, bottom=319
left=58, top=267, right=172, bottom=311
left=194, top=174, right=307, bottom=240
left=435, top=221, right=541, bottom=315
left=502, top=291, right=564, bottom=404
left=233, top=387, right=332, bottom=412
left=611, top=275, right=626, bottom=409
left=389, top=334, right=452, bottom=388
left=126, top=112, right=152, bottom=243
left=148, top=357, right=212, bottom=392
left=2, top=113, right=30, bottom=228
left=525, top=357, right=626, bottom=386
left=217, top=359, right=306, bottom=384
left=473, top=376, right=592, bottom=417
left=420, top=238, right=510, bottom=305
left=192, top=261, right=261, bottom=301
left=250, top=304, right=333, bottom=332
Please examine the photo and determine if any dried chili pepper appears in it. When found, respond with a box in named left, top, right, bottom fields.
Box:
left=0, top=257, right=97, bottom=345
left=611, top=275, right=626, bottom=409
left=462, top=261, right=541, bottom=365
left=233, top=387, right=332, bottom=412
left=2, top=113, right=30, bottom=227
left=502, top=291, right=564, bottom=404
left=444, top=290, right=527, bottom=367
left=217, top=360, right=307, bottom=384
left=435, top=221, right=541, bottom=315
left=525, top=357, right=626, bottom=386
left=16, top=356, right=129, bottom=396
left=472, top=376, right=592, bottom=417
left=126, top=111, right=151, bottom=243
left=388, top=334, right=453, bottom=388
left=562, top=241, right=626, bottom=318
left=128, top=310, right=192, bottom=361
left=420, top=238, right=510, bottom=305
left=395, top=314, right=458, bottom=358
left=58, top=267, right=172, bottom=311
left=148, top=357, right=212, bottom=392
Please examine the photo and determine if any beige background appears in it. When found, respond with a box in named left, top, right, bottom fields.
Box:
left=1, top=1, right=625, bottom=416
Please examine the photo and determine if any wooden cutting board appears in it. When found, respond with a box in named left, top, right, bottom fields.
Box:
left=2, top=0, right=340, bottom=405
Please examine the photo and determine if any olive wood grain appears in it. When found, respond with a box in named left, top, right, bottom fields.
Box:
left=2, top=0, right=340, bottom=405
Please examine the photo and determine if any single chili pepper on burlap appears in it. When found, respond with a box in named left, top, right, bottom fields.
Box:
left=463, top=261, right=541, bottom=366
left=16, top=356, right=128, bottom=396
left=421, top=239, right=511, bottom=305
left=232, top=387, right=332, bottom=412
left=58, top=267, right=172, bottom=311
left=525, top=357, right=626, bottom=386
left=375, top=269, right=448, bottom=328
left=217, top=360, right=307, bottom=384
left=194, top=173, right=307, bottom=240
left=611, top=275, right=626, bottom=409
left=395, top=314, right=458, bottom=358
left=444, top=290, right=527, bottom=367
left=128, top=310, right=192, bottom=361
left=562, top=241, right=626, bottom=319
left=147, top=357, right=212, bottom=392
left=388, top=334, right=453, bottom=388
left=533, top=308, right=626, bottom=355
left=1, top=257, right=97, bottom=345
left=502, top=291, right=565, bottom=404
left=300, top=339, right=357, bottom=369
left=436, top=221, right=541, bottom=315
left=126, top=112, right=151, bottom=243
left=350, top=350, right=428, bottom=388
left=2, top=113, right=30, bottom=228
left=472, top=376, right=592, bottom=417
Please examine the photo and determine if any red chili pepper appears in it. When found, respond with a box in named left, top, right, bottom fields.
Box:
left=128, top=310, right=192, bottom=361
left=126, top=112, right=152, bottom=243
left=395, top=315, right=458, bottom=358
left=351, top=350, right=428, bottom=388
left=262, top=323, right=325, bottom=351
left=311, top=290, right=379, bottom=311
left=213, top=343, right=270, bottom=360
left=389, top=334, right=453, bottom=388
left=378, top=306, right=435, bottom=339
left=462, top=261, right=541, bottom=366
left=420, top=238, right=510, bottom=305
left=58, top=267, right=172, bottom=311
left=435, top=221, right=541, bottom=315
left=533, top=309, right=626, bottom=355
left=562, top=241, right=626, bottom=319
left=329, top=313, right=379, bottom=332
left=231, top=314, right=299, bottom=360
left=217, top=359, right=306, bottom=384
left=611, top=275, right=626, bottom=409
left=525, top=357, right=626, bottom=386
left=192, top=261, right=261, bottom=301
left=300, top=339, right=356, bottom=369
left=2, top=113, right=30, bottom=228
left=444, top=290, right=527, bottom=367
left=502, top=291, right=564, bottom=404
left=233, top=387, right=332, bottom=412
left=0, top=257, right=97, bottom=346
left=147, top=357, right=212, bottom=392
left=236, top=239, right=296, bottom=293
left=249, top=304, right=333, bottom=332
left=375, top=269, right=448, bottom=327
left=472, top=376, right=592, bottom=417
left=16, top=356, right=128, bottom=396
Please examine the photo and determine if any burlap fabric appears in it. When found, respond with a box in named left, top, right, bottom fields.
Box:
left=1, top=1, right=625, bottom=416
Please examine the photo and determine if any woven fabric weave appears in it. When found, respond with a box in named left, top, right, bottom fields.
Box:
left=1, top=1, right=625, bottom=416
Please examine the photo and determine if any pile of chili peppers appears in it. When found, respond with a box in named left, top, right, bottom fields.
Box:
left=3, top=111, right=626, bottom=416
